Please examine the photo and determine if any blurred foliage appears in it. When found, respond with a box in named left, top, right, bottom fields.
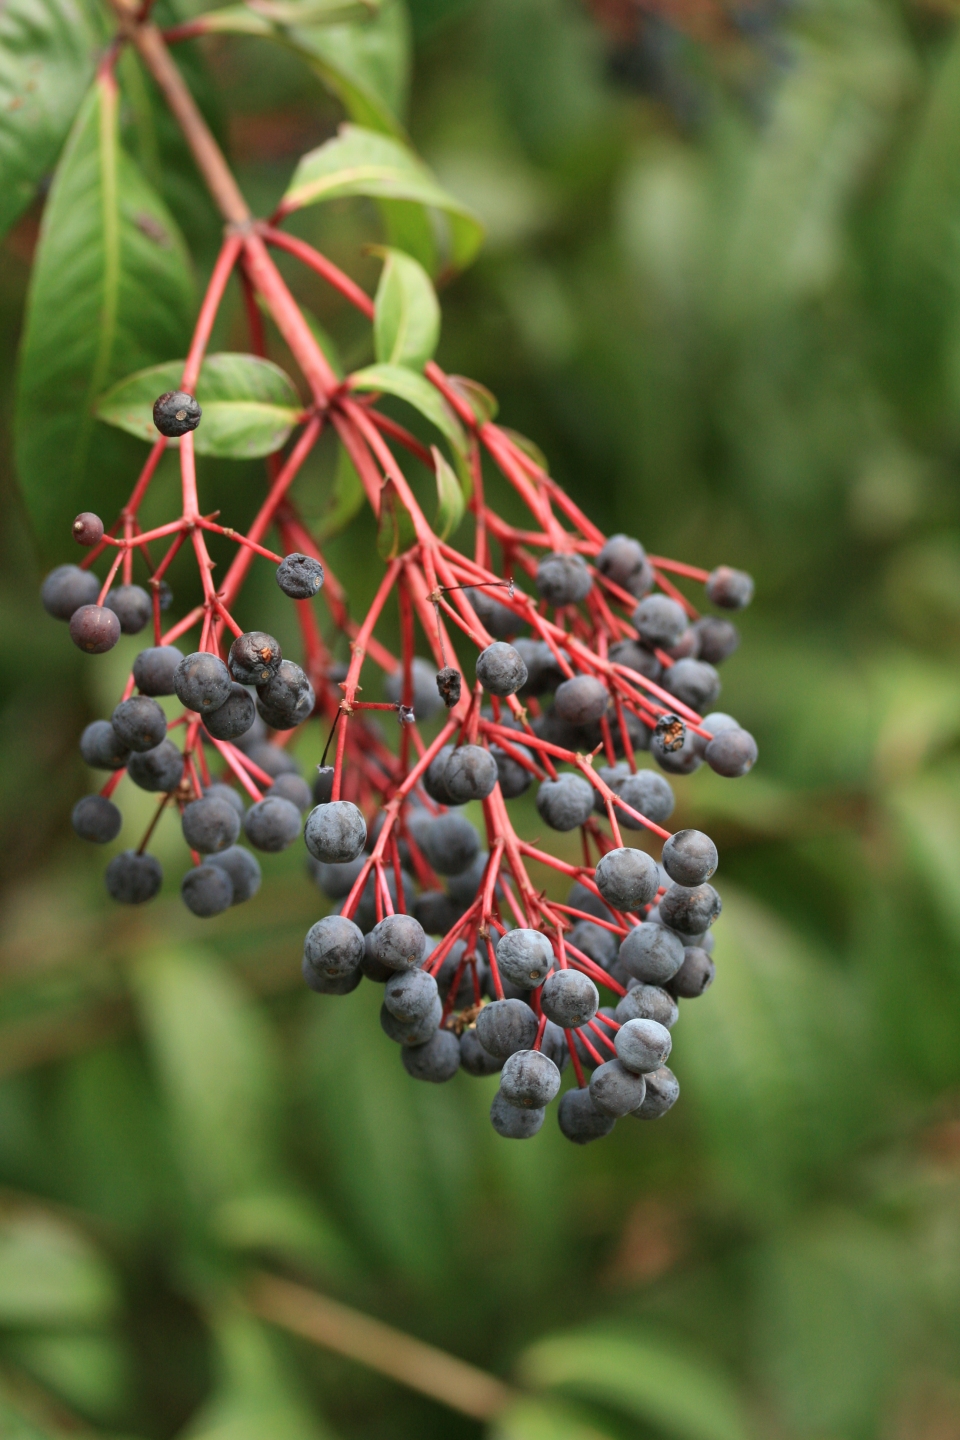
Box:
left=5, top=0, right=960, bottom=1436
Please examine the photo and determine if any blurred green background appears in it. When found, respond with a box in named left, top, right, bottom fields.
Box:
left=5, top=0, right=960, bottom=1436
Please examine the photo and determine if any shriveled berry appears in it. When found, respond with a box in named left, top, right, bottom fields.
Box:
left=594, top=847, right=660, bottom=912
left=632, top=1065, right=679, bottom=1118
left=181, top=796, right=240, bottom=854
left=127, top=740, right=183, bottom=792
left=133, top=645, right=183, bottom=697
left=384, top=658, right=443, bottom=720
left=496, top=929, right=554, bottom=989
left=276, top=552, right=324, bottom=599
left=73, top=512, right=104, bottom=547
left=402, top=1028, right=461, bottom=1082
left=112, top=696, right=167, bottom=753
left=371, top=913, right=426, bottom=972
left=590, top=1058, right=647, bottom=1116
left=490, top=1091, right=544, bottom=1138
left=207, top=846, right=261, bottom=904
left=633, top=595, right=687, bottom=649
left=105, top=584, right=151, bottom=635
left=80, top=720, right=129, bottom=771
left=554, top=675, right=609, bottom=726
left=664, top=658, right=721, bottom=713
left=615, top=984, right=678, bottom=1028
left=668, top=946, right=715, bottom=998
left=435, top=666, right=462, bottom=707
left=421, top=813, right=480, bottom=876
left=243, top=795, right=302, bottom=852
left=69, top=605, right=120, bottom=654
left=304, top=800, right=366, bottom=864
left=693, top=616, right=740, bottom=665
left=705, top=727, right=757, bottom=777
left=618, top=923, right=684, bottom=984
left=615, top=1017, right=672, bottom=1074
left=42, top=565, right=99, bottom=620
left=662, top=829, right=718, bottom=887
left=461, top=1029, right=503, bottom=1076
left=476, top=998, right=538, bottom=1059
left=499, top=1049, right=561, bottom=1108
left=203, top=683, right=256, bottom=742
left=269, top=774, right=312, bottom=812
left=659, top=882, right=721, bottom=935
left=228, top=631, right=282, bottom=686
left=443, top=745, right=498, bottom=803
left=476, top=642, right=528, bottom=697
left=256, top=661, right=313, bottom=726
left=536, top=551, right=592, bottom=606
left=304, top=913, right=364, bottom=981
left=652, top=724, right=703, bottom=777
left=105, top=850, right=162, bottom=904
left=175, top=652, right=232, bottom=713
left=181, top=864, right=233, bottom=917
left=558, top=1087, right=616, bottom=1143
left=536, top=774, right=594, bottom=832
left=72, top=794, right=122, bottom=843
left=596, top=534, right=646, bottom=588
left=706, top=565, right=754, bottom=610
left=153, top=390, right=201, bottom=437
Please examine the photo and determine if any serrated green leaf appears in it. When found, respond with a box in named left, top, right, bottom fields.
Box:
left=317, top=441, right=365, bottom=540
left=373, top=246, right=440, bottom=370
left=519, top=1330, right=751, bottom=1440
left=348, top=361, right=467, bottom=459
left=431, top=444, right=463, bottom=540
left=376, top=478, right=417, bottom=559
left=96, top=354, right=303, bottom=459
left=14, top=74, right=194, bottom=550
left=131, top=946, right=283, bottom=1209
left=281, top=123, right=483, bottom=272
left=0, top=1204, right=118, bottom=1327
left=0, top=0, right=100, bottom=240
left=491, top=1396, right=616, bottom=1440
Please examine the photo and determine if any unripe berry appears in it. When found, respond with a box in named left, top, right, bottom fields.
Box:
left=73, top=512, right=104, bottom=547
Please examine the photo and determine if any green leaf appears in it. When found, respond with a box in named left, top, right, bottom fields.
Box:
left=0, top=1204, right=118, bottom=1327
left=376, top=477, right=417, bottom=560
left=281, top=123, right=484, bottom=273
left=500, top=427, right=547, bottom=473
left=518, top=1329, right=752, bottom=1440
left=183, top=1308, right=335, bottom=1440
left=0, top=0, right=100, bottom=240
left=96, top=354, right=303, bottom=459
left=373, top=246, right=440, bottom=370
left=287, top=0, right=410, bottom=136
left=14, top=74, right=194, bottom=549
left=445, top=373, right=498, bottom=423
left=492, top=1396, right=617, bottom=1440
left=348, top=361, right=467, bottom=459
left=131, top=946, right=284, bottom=1209
left=317, top=441, right=365, bottom=540
left=431, top=445, right=463, bottom=540
left=6, top=1332, right=128, bottom=1421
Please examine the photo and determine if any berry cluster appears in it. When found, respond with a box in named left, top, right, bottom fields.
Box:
left=44, top=222, right=756, bottom=1144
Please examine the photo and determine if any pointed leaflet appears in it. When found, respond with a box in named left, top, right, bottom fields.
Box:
left=0, top=0, right=100, bottom=240
left=15, top=73, right=194, bottom=550
left=280, top=123, right=484, bottom=272
left=347, top=361, right=467, bottom=462
left=97, top=354, right=303, bottom=460
left=373, top=246, right=441, bottom=370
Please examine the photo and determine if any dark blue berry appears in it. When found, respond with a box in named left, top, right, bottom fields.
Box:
left=72, top=794, right=122, bottom=843
left=276, top=552, right=324, bottom=599
left=41, top=565, right=99, bottom=620
left=69, top=605, right=120, bottom=654
left=181, top=864, right=233, bottom=917
left=153, top=390, right=201, bottom=437
left=133, top=646, right=183, bottom=697
left=105, top=850, right=162, bottom=904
